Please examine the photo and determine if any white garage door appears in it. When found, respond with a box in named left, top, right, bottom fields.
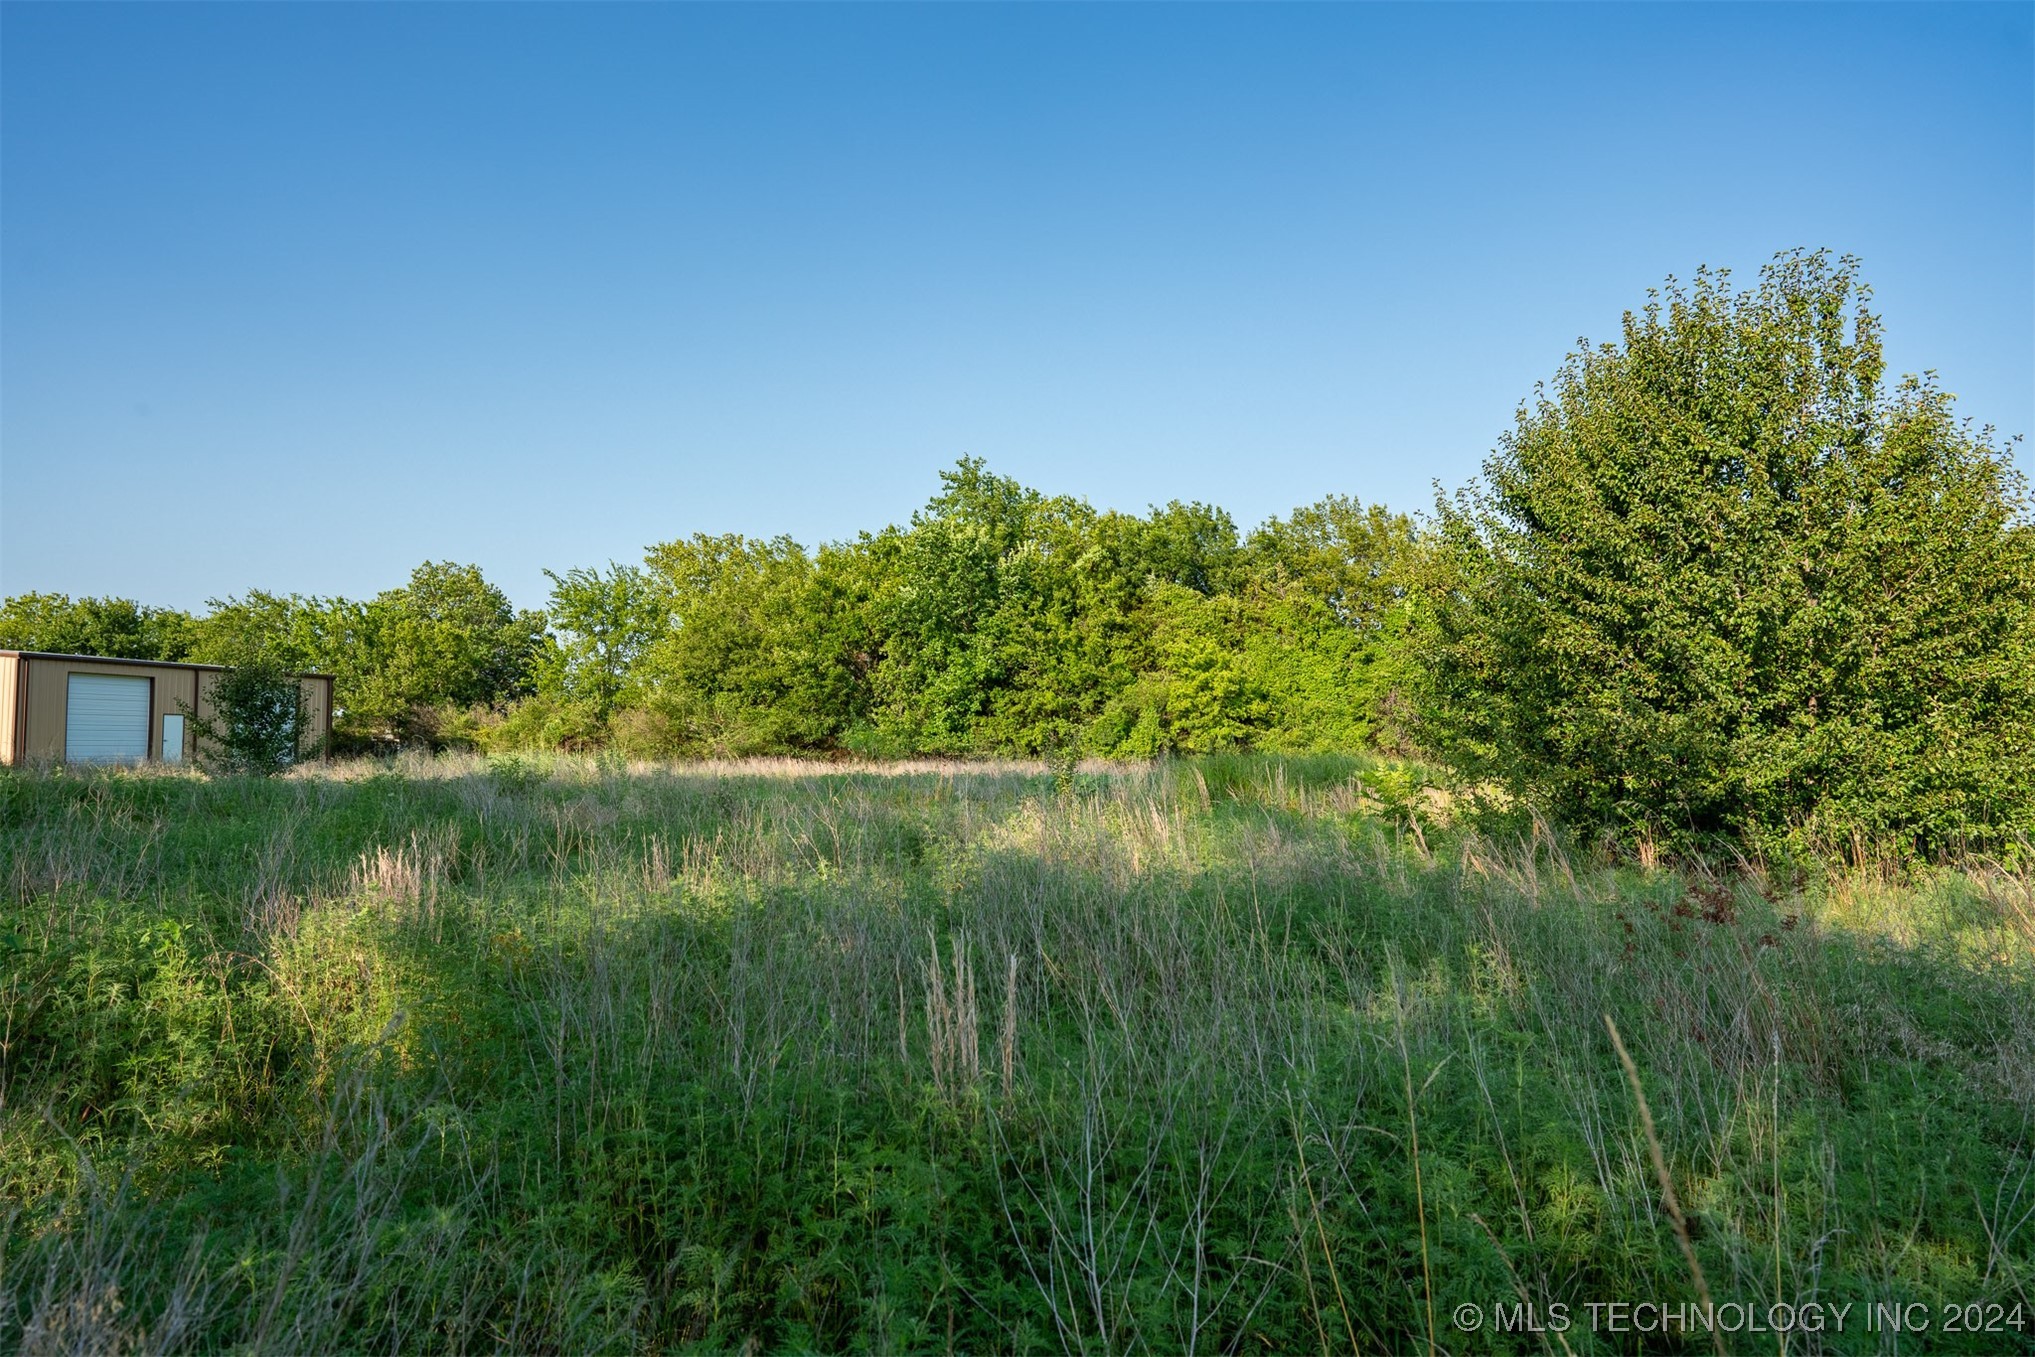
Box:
left=66, top=674, right=151, bottom=763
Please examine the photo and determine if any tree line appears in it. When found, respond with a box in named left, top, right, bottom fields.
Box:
left=7, top=252, right=2031, bottom=855
left=0, top=469, right=1421, bottom=762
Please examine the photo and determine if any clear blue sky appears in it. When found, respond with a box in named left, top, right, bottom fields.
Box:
left=4, top=3, right=2029, bottom=612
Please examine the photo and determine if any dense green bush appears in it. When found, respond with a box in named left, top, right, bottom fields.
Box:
left=1418, top=251, right=2035, bottom=856
left=184, top=656, right=309, bottom=775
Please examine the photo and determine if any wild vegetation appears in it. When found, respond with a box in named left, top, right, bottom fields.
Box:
left=6, top=254, right=2028, bottom=857
left=1420, top=254, right=2035, bottom=856
left=179, top=655, right=311, bottom=778
left=0, top=480, right=1420, bottom=766
left=3, top=754, right=2031, bottom=1353
left=2, top=253, right=2031, bottom=1350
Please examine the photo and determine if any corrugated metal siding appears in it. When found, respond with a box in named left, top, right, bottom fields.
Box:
left=5, top=655, right=332, bottom=763
left=0, top=655, right=18, bottom=765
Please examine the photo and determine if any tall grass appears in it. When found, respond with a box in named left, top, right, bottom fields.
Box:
left=2, top=754, right=2030, bottom=1352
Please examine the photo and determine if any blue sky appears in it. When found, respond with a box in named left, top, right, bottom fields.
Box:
left=4, top=3, right=2029, bottom=612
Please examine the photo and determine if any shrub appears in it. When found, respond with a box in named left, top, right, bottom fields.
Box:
left=186, top=656, right=308, bottom=775
left=1417, top=250, right=2035, bottom=856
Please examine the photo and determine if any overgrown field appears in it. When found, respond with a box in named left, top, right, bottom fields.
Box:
left=3, top=755, right=2031, bottom=1353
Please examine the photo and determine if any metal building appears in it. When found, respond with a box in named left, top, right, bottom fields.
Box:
left=0, top=651, right=334, bottom=766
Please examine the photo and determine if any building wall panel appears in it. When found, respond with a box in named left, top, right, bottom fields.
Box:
left=9, top=656, right=329, bottom=765
left=0, top=655, right=18, bottom=765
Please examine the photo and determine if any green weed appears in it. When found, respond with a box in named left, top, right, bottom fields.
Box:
left=1, top=756, right=2030, bottom=1352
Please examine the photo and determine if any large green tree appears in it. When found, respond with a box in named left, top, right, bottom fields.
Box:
left=189, top=590, right=353, bottom=671
left=1418, top=251, right=2035, bottom=854
left=343, top=563, right=545, bottom=745
left=536, top=564, right=664, bottom=726
left=862, top=462, right=1254, bottom=755
left=628, top=534, right=871, bottom=756
left=0, top=593, right=195, bottom=660
left=200, top=565, right=542, bottom=748
left=863, top=460, right=1051, bottom=752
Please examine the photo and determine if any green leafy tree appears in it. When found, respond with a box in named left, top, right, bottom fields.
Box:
left=0, top=593, right=195, bottom=660
left=190, top=590, right=352, bottom=672
left=1245, top=496, right=1423, bottom=750
left=537, top=563, right=664, bottom=726
left=515, top=462, right=1422, bottom=762
left=631, top=534, right=870, bottom=755
left=1245, top=496, right=1419, bottom=630
left=331, top=564, right=545, bottom=747
left=1135, top=499, right=1248, bottom=597
left=865, top=461, right=1045, bottom=751
left=184, top=655, right=308, bottom=775
left=864, top=462, right=1252, bottom=755
left=1142, top=583, right=1266, bottom=752
left=1125, top=578, right=1383, bottom=756
left=389, top=561, right=547, bottom=708
left=1418, top=251, right=2035, bottom=854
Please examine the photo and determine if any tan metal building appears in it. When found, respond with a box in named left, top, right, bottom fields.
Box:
left=0, top=652, right=334, bottom=766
